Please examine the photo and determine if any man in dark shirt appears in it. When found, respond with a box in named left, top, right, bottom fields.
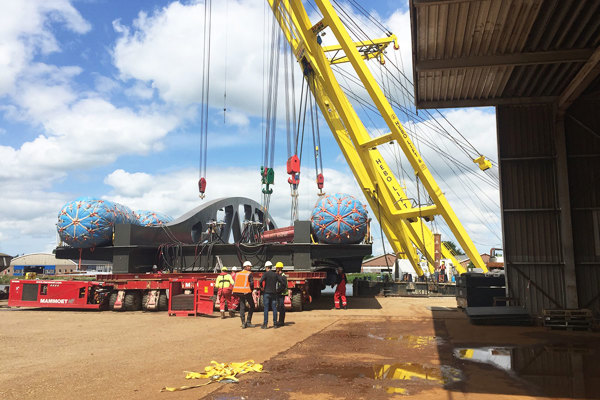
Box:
left=275, top=262, right=288, bottom=327
left=259, top=261, right=282, bottom=329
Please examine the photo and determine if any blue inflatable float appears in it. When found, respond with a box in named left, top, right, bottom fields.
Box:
left=57, top=198, right=172, bottom=248
left=311, top=193, right=368, bottom=244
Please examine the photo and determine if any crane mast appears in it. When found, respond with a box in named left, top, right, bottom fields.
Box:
left=267, top=0, right=488, bottom=275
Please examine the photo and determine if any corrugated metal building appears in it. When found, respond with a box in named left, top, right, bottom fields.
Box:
left=410, top=0, right=600, bottom=318
left=5, top=253, right=112, bottom=276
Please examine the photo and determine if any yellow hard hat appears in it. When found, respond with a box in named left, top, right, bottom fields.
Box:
left=275, top=262, right=284, bottom=269
left=221, top=266, right=228, bottom=271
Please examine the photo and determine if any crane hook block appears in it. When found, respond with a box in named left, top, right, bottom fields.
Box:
left=287, top=155, right=300, bottom=174
left=261, top=167, right=275, bottom=185
left=393, top=39, right=399, bottom=50
left=198, top=177, right=207, bottom=199
left=316, top=173, right=324, bottom=190
left=473, top=156, right=492, bottom=171
left=288, top=173, right=300, bottom=185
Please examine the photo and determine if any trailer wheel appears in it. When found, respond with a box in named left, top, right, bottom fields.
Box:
left=109, top=292, right=118, bottom=311
left=291, top=291, right=303, bottom=312
left=158, top=291, right=168, bottom=311
left=141, top=292, right=149, bottom=311
left=124, top=291, right=142, bottom=311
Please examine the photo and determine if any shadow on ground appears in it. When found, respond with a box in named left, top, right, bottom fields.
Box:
left=306, top=292, right=382, bottom=310
left=204, top=302, right=600, bottom=399
left=431, top=308, right=600, bottom=399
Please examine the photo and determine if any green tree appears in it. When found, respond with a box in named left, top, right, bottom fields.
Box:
left=442, top=240, right=464, bottom=255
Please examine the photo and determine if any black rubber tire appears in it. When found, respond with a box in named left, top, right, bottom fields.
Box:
left=108, top=292, right=118, bottom=311
left=257, top=294, right=264, bottom=311
left=124, top=291, right=142, bottom=311
left=291, top=291, right=303, bottom=312
left=310, top=281, right=322, bottom=300
left=158, top=292, right=168, bottom=311
left=141, top=292, right=149, bottom=311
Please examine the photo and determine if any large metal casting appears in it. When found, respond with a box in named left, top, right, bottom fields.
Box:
left=122, top=197, right=276, bottom=246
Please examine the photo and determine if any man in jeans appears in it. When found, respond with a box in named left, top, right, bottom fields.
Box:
left=275, top=262, right=288, bottom=327
left=259, top=261, right=283, bottom=329
left=232, top=261, right=255, bottom=329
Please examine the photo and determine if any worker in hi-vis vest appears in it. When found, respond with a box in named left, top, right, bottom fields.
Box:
left=215, top=266, right=235, bottom=319
left=232, top=261, right=255, bottom=329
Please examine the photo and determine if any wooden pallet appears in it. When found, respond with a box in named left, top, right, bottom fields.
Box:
left=543, top=309, right=593, bottom=330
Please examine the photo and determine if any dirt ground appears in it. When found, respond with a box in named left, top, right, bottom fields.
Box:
left=1, top=295, right=599, bottom=400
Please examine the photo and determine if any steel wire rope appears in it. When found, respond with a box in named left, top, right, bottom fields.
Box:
left=346, top=0, right=391, bottom=36
left=308, top=82, right=320, bottom=181
left=223, top=0, right=229, bottom=124
left=332, top=65, right=499, bottom=189
left=312, top=79, right=324, bottom=183
left=381, top=53, right=497, bottom=165
left=198, top=0, right=213, bottom=185
left=333, top=35, right=498, bottom=248
left=283, top=37, right=293, bottom=160
left=333, top=0, right=478, bottom=166
left=330, top=1, right=502, bottom=245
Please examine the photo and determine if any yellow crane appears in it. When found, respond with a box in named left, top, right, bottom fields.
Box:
left=267, top=0, right=489, bottom=275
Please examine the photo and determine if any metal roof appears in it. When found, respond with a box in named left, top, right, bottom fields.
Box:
left=410, top=0, right=600, bottom=109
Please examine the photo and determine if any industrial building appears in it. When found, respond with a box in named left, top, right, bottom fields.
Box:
left=5, top=253, right=112, bottom=276
left=410, top=0, right=600, bottom=318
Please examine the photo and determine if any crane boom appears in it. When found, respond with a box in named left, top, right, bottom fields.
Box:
left=267, top=0, right=488, bottom=275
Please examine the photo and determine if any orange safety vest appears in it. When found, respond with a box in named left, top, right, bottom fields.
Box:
left=233, top=270, right=251, bottom=294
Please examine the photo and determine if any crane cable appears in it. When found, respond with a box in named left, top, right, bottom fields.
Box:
left=198, top=0, right=213, bottom=199
left=261, top=13, right=283, bottom=219
left=329, top=1, right=501, bottom=242
left=308, top=77, right=325, bottom=196
left=223, top=0, right=229, bottom=124
left=331, top=0, right=496, bottom=169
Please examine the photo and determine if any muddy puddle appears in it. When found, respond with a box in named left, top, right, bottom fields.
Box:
left=367, top=333, right=444, bottom=348
left=453, top=343, right=600, bottom=399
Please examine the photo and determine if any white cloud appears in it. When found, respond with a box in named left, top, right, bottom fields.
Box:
left=0, top=0, right=90, bottom=96
left=124, top=81, right=155, bottom=100
left=112, top=0, right=284, bottom=114
left=102, top=164, right=364, bottom=228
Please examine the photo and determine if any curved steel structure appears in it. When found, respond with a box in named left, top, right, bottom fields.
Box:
left=115, top=197, right=276, bottom=246
left=164, top=197, right=276, bottom=244
left=55, top=197, right=371, bottom=274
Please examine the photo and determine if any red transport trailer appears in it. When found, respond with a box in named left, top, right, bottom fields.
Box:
left=7, top=271, right=326, bottom=314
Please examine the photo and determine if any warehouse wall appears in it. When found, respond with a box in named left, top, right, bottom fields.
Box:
left=497, top=100, right=600, bottom=318
left=565, top=98, right=600, bottom=315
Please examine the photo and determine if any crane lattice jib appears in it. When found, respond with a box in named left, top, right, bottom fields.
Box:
left=267, top=0, right=488, bottom=275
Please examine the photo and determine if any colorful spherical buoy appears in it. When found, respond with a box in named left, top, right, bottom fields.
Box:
left=311, top=193, right=368, bottom=244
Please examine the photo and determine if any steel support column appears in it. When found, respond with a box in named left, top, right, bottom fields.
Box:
left=554, top=114, right=579, bottom=309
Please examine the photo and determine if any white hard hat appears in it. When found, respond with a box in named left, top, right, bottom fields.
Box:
left=265, top=261, right=273, bottom=267
left=232, top=266, right=238, bottom=271
left=243, top=261, right=252, bottom=267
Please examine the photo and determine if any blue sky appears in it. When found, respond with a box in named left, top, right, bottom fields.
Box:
left=0, top=0, right=500, bottom=258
